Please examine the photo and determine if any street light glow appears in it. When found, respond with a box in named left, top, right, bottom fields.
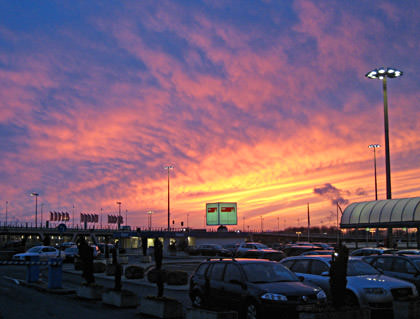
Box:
left=365, top=67, right=403, bottom=79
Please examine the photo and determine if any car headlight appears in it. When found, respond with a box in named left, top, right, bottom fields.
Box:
left=364, top=288, right=386, bottom=295
left=316, top=290, right=327, bottom=300
left=261, top=293, right=288, bottom=301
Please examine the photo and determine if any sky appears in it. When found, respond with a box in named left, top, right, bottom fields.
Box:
left=1, top=0, right=420, bottom=231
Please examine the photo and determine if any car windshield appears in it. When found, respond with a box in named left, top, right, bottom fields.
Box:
left=347, top=260, right=380, bottom=276
left=27, top=247, right=42, bottom=253
left=65, top=247, right=78, bottom=252
left=242, top=262, right=298, bottom=283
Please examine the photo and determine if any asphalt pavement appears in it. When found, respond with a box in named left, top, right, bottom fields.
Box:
left=0, top=256, right=204, bottom=319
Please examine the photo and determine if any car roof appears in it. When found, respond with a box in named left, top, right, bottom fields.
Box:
left=283, top=255, right=360, bottom=262
left=365, top=254, right=420, bottom=260
left=206, top=258, right=276, bottom=264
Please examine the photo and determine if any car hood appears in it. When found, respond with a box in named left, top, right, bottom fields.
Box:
left=348, top=274, right=415, bottom=289
left=254, top=281, right=320, bottom=296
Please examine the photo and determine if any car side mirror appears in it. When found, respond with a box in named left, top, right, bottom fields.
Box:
left=298, top=276, right=305, bottom=282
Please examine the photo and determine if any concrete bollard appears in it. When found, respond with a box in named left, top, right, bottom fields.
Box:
left=26, top=255, right=40, bottom=283
left=48, top=258, right=62, bottom=289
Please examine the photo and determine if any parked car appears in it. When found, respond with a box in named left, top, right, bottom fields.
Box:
left=12, top=246, right=64, bottom=261
left=311, top=243, right=334, bottom=250
left=362, top=254, right=420, bottom=291
left=189, top=258, right=327, bottom=319
left=90, top=244, right=101, bottom=258
left=58, top=242, right=76, bottom=250
left=350, top=247, right=396, bottom=256
left=299, top=250, right=334, bottom=256
left=185, top=245, right=200, bottom=256
left=395, top=249, right=420, bottom=255
left=98, top=243, right=115, bottom=254
left=282, top=245, right=320, bottom=257
left=196, top=244, right=231, bottom=256
left=280, top=256, right=418, bottom=311
left=236, top=242, right=276, bottom=257
left=63, top=246, right=79, bottom=262
left=222, top=243, right=239, bottom=255
left=240, top=249, right=286, bottom=261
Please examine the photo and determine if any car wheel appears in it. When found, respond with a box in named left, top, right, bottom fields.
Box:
left=191, top=291, right=205, bottom=308
left=245, top=301, right=259, bottom=319
left=344, top=291, right=359, bottom=308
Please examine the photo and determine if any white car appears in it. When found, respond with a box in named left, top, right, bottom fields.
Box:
left=13, top=246, right=64, bottom=261
left=236, top=242, right=277, bottom=256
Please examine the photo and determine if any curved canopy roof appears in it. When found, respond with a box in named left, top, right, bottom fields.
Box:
left=340, top=197, right=420, bottom=228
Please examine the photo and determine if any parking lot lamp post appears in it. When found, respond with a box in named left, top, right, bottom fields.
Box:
left=5, top=201, right=8, bottom=226
left=366, top=67, right=403, bottom=199
left=369, top=144, right=381, bottom=200
left=148, top=210, right=153, bottom=230
left=40, top=203, right=43, bottom=228
left=164, top=165, right=174, bottom=231
left=116, top=201, right=122, bottom=230
left=30, top=193, right=39, bottom=228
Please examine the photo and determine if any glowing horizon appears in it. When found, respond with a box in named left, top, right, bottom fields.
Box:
left=1, top=1, right=420, bottom=231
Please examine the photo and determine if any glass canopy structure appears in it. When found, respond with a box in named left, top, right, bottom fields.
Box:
left=341, top=197, right=420, bottom=229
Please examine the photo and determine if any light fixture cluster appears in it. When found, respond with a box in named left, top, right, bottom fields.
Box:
left=365, top=67, right=403, bottom=80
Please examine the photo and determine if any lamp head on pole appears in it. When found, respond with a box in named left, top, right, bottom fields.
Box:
left=31, top=192, right=39, bottom=197
left=164, top=165, right=174, bottom=170
left=366, top=67, right=403, bottom=80
left=368, top=144, right=381, bottom=149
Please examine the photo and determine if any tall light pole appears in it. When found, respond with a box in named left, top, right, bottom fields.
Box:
left=260, top=216, right=264, bottom=232
left=5, top=201, right=8, bottom=226
left=148, top=210, right=153, bottom=230
left=366, top=67, right=403, bottom=199
left=40, top=203, right=44, bottom=228
left=116, top=201, right=122, bottom=230
left=30, top=193, right=39, bottom=228
left=164, top=165, right=173, bottom=231
left=369, top=144, right=381, bottom=200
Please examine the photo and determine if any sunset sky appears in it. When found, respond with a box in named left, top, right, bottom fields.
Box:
left=1, top=1, right=420, bottom=231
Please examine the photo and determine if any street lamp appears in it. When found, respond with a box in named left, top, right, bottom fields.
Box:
left=368, top=144, right=381, bottom=200
left=30, top=193, right=39, bottom=228
left=40, top=203, right=44, bottom=228
left=116, top=201, right=122, bottom=230
left=147, top=210, right=153, bottom=230
left=5, top=201, right=8, bottom=226
left=164, top=165, right=174, bottom=231
left=366, top=67, right=403, bottom=199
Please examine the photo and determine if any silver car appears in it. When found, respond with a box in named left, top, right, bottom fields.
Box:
left=280, top=255, right=418, bottom=311
left=13, top=245, right=64, bottom=261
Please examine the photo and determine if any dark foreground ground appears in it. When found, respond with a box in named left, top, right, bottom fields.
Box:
left=0, top=265, right=191, bottom=319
